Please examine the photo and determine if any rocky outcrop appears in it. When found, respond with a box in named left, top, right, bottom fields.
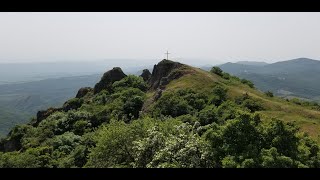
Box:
left=93, top=67, right=127, bottom=94
left=0, top=138, right=21, bottom=152
left=148, top=59, right=184, bottom=90
left=76, top=87, right=93, bottom=98
left=153, top=89, right=163, bottom=101
left=140, top=69, right=151, bottom=82
left=34, top=107, right=62, bottom=126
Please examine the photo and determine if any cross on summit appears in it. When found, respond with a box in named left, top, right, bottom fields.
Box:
left=165, top=50, right=170, bottom=60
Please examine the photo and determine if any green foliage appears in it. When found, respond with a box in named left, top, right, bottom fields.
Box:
left=216, top=100, right=239, bottom=122
left=241, top=78, right=255, bottom=88
left=260, top=147, right=294, bottom=168
left=265, top=91, right=274, bottom=97
left=112, top=75, right=148, bottom=92
left=63, top=98, right=84, bottom=111
left=132, top=123, right=212, bottom=168
left=241, top=99, right=264, bottom=112
left=209, top=85, right=228, bottom=106
left=92, top=90, right=109, bottom=105
left=221, top=72, right=231, bottom=80
left=235, top=93, right=264, bottom=112
left=204, top=111, right=320, bottom=167
left=289, top=98, right=320, bottom=110
left=210, top=66, right=223, bottom=76
left=0, top=146, right=53, bottom=168
left=176, top=114, right=198, bottom=125
left=153, top=89, right=208, bottom=117
left=85, top=118, right=154, bottom=168
left=235, top=92, right=250, bottom=105
left=73, top=120, right=91, bottom=135
left=198, top=105, right=218, bottom=126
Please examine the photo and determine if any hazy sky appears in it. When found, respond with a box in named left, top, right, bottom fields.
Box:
left=0, top=12, right=320, bottom=65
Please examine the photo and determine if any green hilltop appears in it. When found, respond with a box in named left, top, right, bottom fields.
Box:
left=1, top=59, right=320, bottom=168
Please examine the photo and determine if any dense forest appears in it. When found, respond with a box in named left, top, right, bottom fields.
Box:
left=1, top=59, right=320, bottom=168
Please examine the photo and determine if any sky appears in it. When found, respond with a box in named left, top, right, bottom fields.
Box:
left=0, top=12, right=320, bottom=66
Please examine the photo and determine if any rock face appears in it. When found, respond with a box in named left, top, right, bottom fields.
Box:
left=148, top=59, right=183, bottom=90
left=76, top=87, right=93, bottom=98
left=140, top=69, right=151, bottom=82
left=93, top=67, right=127, bottom=94
left=0, top=138, right=21, bottom=152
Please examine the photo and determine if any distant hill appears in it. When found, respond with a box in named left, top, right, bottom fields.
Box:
left=0, top=61, right=154, bottom=85
left=236, top=61, right=268, bottom=66
left=218, top=58, right=320, bottom=101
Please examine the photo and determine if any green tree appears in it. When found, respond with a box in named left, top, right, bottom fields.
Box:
left=241, top=79, right=255, bottom=88
left=241, top=99, right=264, bottom=112
left=265, top=91, right=274, bottom=97
left=85, top=118, right=153, bottom=168
left=210, top=85, right=228, bottom=106
left=198, top=105, right=218, bottom=126
left=112, top=75, right=148, bottom=92
left=210, top=66, right=223, bottom=76
left=132, top=123, right=212, bottom=168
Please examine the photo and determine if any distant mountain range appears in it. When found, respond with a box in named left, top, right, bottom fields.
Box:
left=212, top=58, right=320, bottom=102
left=0, top=74, right=101, bottom=136
left=235, top=61, right=269, bottom=66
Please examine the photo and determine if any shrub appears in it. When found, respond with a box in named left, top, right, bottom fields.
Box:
left=210, top=66, right=223, bottom=76
left=241, top=99, right=264, bottom=112
left=112, top=75, right=148, bottom=92
left=210, top=85, right=228, bottom=106
left=265, top=91, right=274, bottom=97
left=63, top=98, right=84, bottom=111
left=198, top=105, right=218, bottom=126
left=241, top=79, right=255, bottom=88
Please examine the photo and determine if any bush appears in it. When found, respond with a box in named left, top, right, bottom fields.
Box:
left=210, top=67, right=223, bottom=76
left=63, top=98, right=84, bottom=111
left=210, top=85, right=228, bottom=106
left=123, top=95, right=145, bottom=121
left=112, top=75, right=148, bottom=92
left=241, top=99, right=264, bottom=112
left=176, top=114, right=198, bottom=125
left=198, top=105, right=218, bottom=126
left=241, top=79, right=255, bottom=88
left=154, top=93, right=192, bottom=117
left=235, top=92, right=250, bottom=105
left=216, top=100, right=239, bottom=122
left=265, top=91, right=274, bottom=97
left=222, top=72, right=231, bottom=80
left=153, top=89, right=208, bottom=117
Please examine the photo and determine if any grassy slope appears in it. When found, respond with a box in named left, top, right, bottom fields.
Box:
left=149, top=65, right=320, bottom=142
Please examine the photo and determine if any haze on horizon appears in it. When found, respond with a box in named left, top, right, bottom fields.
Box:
left=0, top=12, right=320, bottom=66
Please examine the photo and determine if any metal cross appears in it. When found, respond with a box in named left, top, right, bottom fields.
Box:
left=165, top=50, right=170, bottom=60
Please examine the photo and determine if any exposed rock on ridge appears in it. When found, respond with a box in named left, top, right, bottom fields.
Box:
left=140, top=69, right=151, bottom=82
left=76, top=87, right=93, bottom=98
left=93, top=67, right=127, bottom=94
left=148, top=59, right=184, bottom=90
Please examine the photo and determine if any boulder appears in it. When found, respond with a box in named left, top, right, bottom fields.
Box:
left=76, top=87, right=93, bottom=98
left=148, top=59, right=183, bottom=90
left=34, top=107, right=62, bottom=126
left=93, top=67, right=127, bottom=94
left=140, top=69, right=151, bottom=82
